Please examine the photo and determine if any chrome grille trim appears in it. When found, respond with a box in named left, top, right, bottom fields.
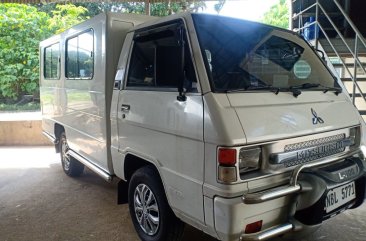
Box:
left=284, top=134, right=345, bottom=152
left=270, top=136, right=354, bottom=166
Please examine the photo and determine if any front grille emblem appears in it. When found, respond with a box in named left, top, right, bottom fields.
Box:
left=311, top=108, right=324, bottom=125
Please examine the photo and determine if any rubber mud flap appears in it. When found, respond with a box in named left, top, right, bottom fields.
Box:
left=117, top=180, right=129, bottom=204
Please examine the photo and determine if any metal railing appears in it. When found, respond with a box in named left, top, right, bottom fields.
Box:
left=292, top=0, right=366, bottom=106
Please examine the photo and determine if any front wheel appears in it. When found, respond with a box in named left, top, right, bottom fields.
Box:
left=59, top=132, right=84, bottom=177
left=128, top=166, right=184, bottom=241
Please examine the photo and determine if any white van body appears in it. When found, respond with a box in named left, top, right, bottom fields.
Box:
left=40, top=12, right=366, bottom=241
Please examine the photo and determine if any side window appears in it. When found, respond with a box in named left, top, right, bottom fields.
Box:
left=44, top=43, right=60, bottom=79
left=127, top=26, right=197, bottom=91
left=66, top=29, right=94, bottom=79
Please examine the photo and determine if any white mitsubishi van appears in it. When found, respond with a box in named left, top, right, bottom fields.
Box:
left=40, top=12, right=366, bottom=241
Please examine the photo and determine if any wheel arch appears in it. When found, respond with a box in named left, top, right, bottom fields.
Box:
left=124, top=154, right=160, bottom=181
left=118, top=153, right=165, bottom=205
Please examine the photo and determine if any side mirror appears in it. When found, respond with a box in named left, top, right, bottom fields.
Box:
left=177, top=92, right=187, bottom=102
left=314, top=47, right=327, bottom=64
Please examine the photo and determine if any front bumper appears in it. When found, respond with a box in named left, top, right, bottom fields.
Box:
left=214, top=148, right=366, bottom=241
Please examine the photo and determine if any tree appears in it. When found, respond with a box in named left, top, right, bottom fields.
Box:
left=262, top=0, right=289, bottom=29
left=0, top=4, right=51, bottom=100
left=47, top=4, right=89, bottom=34
left=0, top=1, right=211, bottom=103
left=56, top=1, right=206, bottom=18
left=77, top=2, right=145, bottom=17
left=150, top=1, right=206, bottom=16
left=0, top=3, right=89, bottom=101
left=214, top=0, right=226, bottom=14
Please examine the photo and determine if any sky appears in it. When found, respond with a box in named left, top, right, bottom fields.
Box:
left=201, top=0, right=278, bottom=22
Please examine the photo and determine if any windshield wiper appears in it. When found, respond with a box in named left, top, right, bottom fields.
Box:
left=226, top=85, right=282, bottom=95
left=318, top=85, right=342, bottom=95
left=289, top=83, right=342, bottom=95
left=225, top=82, right=342, bottom=98
left=289, top=83, right=320, bottom=89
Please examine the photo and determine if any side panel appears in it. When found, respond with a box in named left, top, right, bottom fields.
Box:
left=117, top=90, right=205, bottom=223
left=41, top=13, right=158, bottom=174
left=40, top=14, right=111, bottom=172
left=61, top=17, right=109, bottom=172
left=115, top=19, right=206, bottom=224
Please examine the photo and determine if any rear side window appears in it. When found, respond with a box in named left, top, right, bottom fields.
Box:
left=66, top=29, right=94, bottom=79
left=44, top=43, right=60, bottom=79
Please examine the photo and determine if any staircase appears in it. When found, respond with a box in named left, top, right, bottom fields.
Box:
left=291, top=0, right=366, bottom=120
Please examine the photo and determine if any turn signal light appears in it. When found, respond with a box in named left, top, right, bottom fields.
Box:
left=245, top=220, right=263, bottom=234
left=218, top=166, right=237, bottom=183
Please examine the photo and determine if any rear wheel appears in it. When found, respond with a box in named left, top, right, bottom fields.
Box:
left=59, top=132, right=84, bottom=177
left=128, top=166, right=184, bottom=241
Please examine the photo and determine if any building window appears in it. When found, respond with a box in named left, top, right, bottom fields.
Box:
left=44, top=43, right=60, bottom=79
left=66, top=29, right=94, bottom=79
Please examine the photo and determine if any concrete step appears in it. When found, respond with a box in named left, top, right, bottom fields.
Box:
left=341, top=77, right=366, bottom=82
left=354, top=95, right=366, bottom=106
left=343, top=80, right=366, bottom=94
left=320, top=38, right=366, bottom=56
left=333, top=63, right=366, bottom=68
left=0, top=112, right=51, bottom=146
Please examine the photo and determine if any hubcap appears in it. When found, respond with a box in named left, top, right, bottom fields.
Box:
left=61, top=139, right=70, bottom=171
left=134, top=184, right=159, bottom=236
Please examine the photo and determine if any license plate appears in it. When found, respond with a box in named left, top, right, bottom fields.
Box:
left=325, top=182, right=356, bottom=213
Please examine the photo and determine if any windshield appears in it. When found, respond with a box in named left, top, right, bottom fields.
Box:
left=192, top=14, right=337, bottom=92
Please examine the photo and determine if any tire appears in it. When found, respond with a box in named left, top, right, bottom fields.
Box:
left=59, top=132, right=84, bottom=177
left=128, top=166, right=184, bottom=241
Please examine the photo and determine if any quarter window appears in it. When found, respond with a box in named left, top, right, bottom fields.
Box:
left=66, top=29, right=94, bottom=79
left=44, top=43, right=60, bottom=79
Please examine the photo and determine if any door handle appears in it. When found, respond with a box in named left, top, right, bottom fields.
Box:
left=121, top=104, right=130, bottom=112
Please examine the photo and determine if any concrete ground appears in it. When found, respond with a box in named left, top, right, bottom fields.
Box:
left=0, top=147, right=365, bottom=241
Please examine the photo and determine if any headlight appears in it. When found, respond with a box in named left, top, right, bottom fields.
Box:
left=349, top=127, right=360, bottom=147
left=239, top=147, right=262, bottom=174
left=360, top=145, right=366, bottom=161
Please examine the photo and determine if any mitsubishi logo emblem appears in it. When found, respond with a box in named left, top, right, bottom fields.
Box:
left=311, top=108, right=324, bottom=125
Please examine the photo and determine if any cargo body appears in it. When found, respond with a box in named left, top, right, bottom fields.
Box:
left=40, top=12, right=366, bottom=241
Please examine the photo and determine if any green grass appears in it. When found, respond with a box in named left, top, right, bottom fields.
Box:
left=0, top=102, right=40, bottom=112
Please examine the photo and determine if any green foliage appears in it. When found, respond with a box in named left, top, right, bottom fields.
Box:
left=214, top=0, right=226, bottom=14
left=0, top=1, right=210, bottom=110
left=150, top=1, right=206, bottom=16
left=74, top=2, right=145, bottom=17
left=0, top=102, right=40, bottom=112
left=70, top=1, right=206, bottom=17
left=0, top=3, right=88, bottom=104
left=47, top=4, right=89, bottom=34
left=262, top=0, right=289, bottom=29
left=0, top=4, right=51, bottom=100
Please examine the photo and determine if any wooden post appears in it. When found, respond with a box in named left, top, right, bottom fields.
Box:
left=145, top=0, right=151, bottom=15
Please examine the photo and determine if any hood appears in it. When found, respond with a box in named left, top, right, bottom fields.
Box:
left=227, top=91, right=361, bottom=144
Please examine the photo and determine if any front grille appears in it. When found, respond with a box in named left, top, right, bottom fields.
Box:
left=284, top=134, right=346, bottom=152
left=269, top=133, right=352, bottom=167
